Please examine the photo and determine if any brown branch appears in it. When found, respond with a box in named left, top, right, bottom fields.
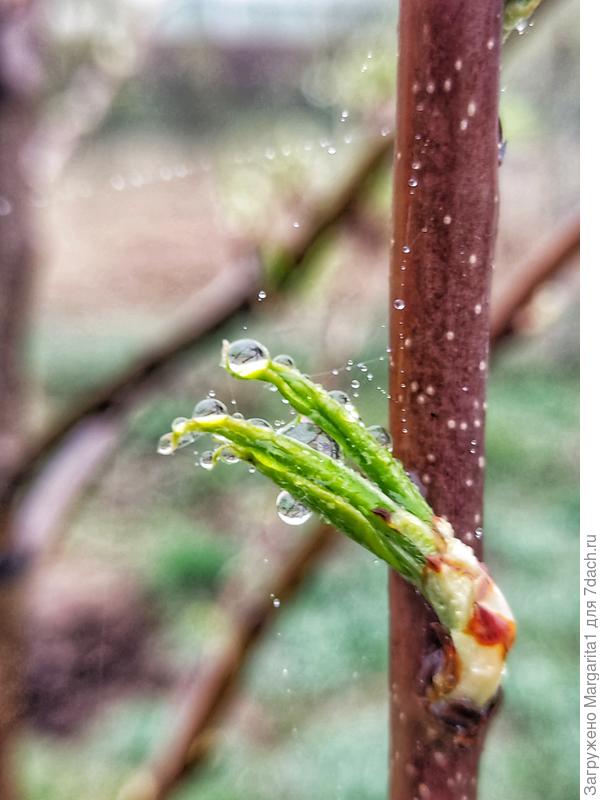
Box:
left=388, top=2, right=502, bottom=799
left=0, top=3, right=42, bottom=797
left=25, top=3, right=167, bottom=185
left=111, top=218, right=574, bottom=799
left=117, top=525, right=336, bottom=800
left=491, top=215, right=579, bottom=341
left=1, top=137, right=393, bottom=531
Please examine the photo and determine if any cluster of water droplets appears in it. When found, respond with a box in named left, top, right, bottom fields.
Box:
left=158, top=335, right=398, bottom=526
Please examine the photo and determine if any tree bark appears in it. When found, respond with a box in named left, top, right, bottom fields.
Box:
left=388, top=2, right=502, bottom=799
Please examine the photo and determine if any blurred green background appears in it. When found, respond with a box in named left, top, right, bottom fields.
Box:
left=17, top=0, right=579, bottom=798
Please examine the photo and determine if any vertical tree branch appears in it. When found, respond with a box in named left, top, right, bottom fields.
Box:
left=0, top=3, right=41, bottom=797
left=389, top=2, right=502, bottom=799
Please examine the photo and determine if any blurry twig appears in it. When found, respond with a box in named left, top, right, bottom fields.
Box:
left=1, top=139, right=393, bottom=556
left=113, top=216, right=580, bottom=799
left=491, top=215, right=579, bottom=341
left=26, top=4, right=166, bottom=185
left=117, top=526, right=335, bottom=800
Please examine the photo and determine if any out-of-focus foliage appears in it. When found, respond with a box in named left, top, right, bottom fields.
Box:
left=20, top=0, right=578, bottom=798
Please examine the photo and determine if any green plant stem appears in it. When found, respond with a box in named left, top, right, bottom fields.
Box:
left=174, top=416, right=436, bottom=582
left=221, top=347, right=433, bottom=522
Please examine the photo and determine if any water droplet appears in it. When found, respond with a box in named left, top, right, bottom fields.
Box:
left=467, top=100, right=477, bottom=117
left=469, top=253, right=478, bottom=265
left=292, top=220, right=300, bottom=228
left=226, top=339, right=270, bottom=376
left=487, top=37, right=495, bottom=49
left=197, top=450, right=215, bottom=470
left=340, top=109, right=349, bottom=122
left=193, top=397, right=228, bottom=420
left=402, top=244, right=411, bottom=254
left=367, top=425, right=392, bottom=449
left=394, top=299, right=406, bottom=310
left=248, top=417, right=272, bottom=430
left=443, top=214, right=452, bottom=225
left=426, top=81, right=435, bottom=94
left=219, top=447, right=240, bottom=464
left=328, top=390, right=360, bottom=420
left=0, top=196, right=12, bottom=216
left=272, top=597, right=281, bottom=607
left=350, top=379, right=360, bottom=390
left=110, top=174, right=125, bottom=191
left=460, top=119, right=469, bottom=131
left=157, top=433, right=175, bottom=455
left=171, top=417, right=188, bottom=433
left=283, top=420, right=340, bottom=459
left=443, top=78, right=452, bottom=92
left=257, top=289, right=267, bottom=301
left=408, top=176, right=418, bottom=187
left=273, top=353, right=295, bottom=368
left=276, top=491, right=312, bottom=526
left=445, top=331, right=455, bottom=341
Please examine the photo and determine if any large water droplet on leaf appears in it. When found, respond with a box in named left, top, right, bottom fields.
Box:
left=193, top=398, right=228, bottom=420
left=276, top=491, right=312, bottom=526
left=157, top=433, right=175, bottom=455
left=367, top=425, right=392, bottom=450
left=273, top=353, right=295, bottom=368
left=226, top=339, right=270, bottom=376
left=198, top=450, right=215, bottom=470
left=218, top=447, right=239, bottom=464
left=248, top=417, right=272, bottom=430
left=282, top=420, right=340, bottom=459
